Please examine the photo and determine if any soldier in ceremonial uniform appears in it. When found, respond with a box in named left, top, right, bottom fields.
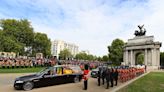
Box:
left=83, top=64, right=89, bottom=90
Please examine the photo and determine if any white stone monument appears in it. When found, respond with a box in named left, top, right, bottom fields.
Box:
left=123, top=25, right=162, bottom=70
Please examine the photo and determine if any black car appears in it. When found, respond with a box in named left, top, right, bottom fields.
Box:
left=14, top=65, right=83, bottom=91
left=90, top=66, right=108, bottom=78
left=90, top=68, right=99, bottom=78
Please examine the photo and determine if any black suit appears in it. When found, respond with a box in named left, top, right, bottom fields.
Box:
left=102, top=70, right=106, bottom=85
left=110, top=71, right=114, bottom=87
left=97, top=71, right=101, bottom=86
left=105, top=69, right=110, bottom=89
left=113, top=71, right=118, bottom=86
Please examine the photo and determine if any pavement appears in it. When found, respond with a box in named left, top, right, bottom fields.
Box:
left=0, top=71, right=154, bottom=92
left=0, top=73, right=117, bottom=92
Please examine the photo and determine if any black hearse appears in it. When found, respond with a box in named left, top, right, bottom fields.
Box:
left=14, top=65, right=83, bottom=91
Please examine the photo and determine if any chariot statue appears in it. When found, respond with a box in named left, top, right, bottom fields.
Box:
left=134, top=24, right=146, bottom=36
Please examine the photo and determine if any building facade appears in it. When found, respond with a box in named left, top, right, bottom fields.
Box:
left=51, top=40, right=79, bottom=59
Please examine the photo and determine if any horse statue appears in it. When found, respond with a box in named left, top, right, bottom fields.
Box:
left=134, top=25, right=146, bottom=36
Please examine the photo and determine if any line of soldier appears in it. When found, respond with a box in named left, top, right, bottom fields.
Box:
left=118, top=67, right=145, bottom=83
left=97, top=67, right=145, bottom=89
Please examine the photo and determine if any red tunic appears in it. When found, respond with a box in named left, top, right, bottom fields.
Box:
left=83, top=70, right=89, bottom=80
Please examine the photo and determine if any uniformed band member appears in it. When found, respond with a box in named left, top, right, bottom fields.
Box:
left=83, top=64, right=89, bottom=90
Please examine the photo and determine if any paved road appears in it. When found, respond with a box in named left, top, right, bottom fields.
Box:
left=0, top=73, right=118, bottom=92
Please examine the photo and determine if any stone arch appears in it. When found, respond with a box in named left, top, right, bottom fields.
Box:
left=135, top=52, right=144, bottom=65
left=123, top=28, right=161, bottom=70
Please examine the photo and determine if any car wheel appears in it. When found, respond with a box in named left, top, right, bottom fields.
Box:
left=74, top=76, right=80, bottom=83
left=23, top=82, right=33, bottom=91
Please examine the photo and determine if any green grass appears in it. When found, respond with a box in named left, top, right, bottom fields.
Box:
left=0, top=67, right=45, bottom=73
left=117, top=72, right=164, bottom=92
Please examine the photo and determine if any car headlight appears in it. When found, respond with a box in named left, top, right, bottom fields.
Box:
left=15, top=80, right=24, bottom=83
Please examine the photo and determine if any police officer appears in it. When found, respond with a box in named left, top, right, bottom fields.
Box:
left=105, top=68, right=110, bottom=89
left=83, top=64, right=89, bottom=90
left=113, top=68, right=119, bottom=86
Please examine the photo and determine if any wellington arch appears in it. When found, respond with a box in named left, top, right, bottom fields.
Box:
left=123, top=25, right=162, bottom=70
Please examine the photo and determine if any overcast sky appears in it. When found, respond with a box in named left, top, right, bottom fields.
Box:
left=0, top=0, right=164, bottom=56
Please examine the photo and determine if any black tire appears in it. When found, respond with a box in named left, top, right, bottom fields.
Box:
left=74, top=76, right=80, bottom=83
left=23, top=82, right=33, bottom=91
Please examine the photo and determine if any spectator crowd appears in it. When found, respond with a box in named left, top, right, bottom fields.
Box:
left=0, top=57, right=101, bottom=69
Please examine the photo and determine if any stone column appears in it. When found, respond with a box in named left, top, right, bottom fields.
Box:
left=144, top=49, right=147, bottom=65
left=156, top=48, right=160, bottom=66
left=154, top=48, right=157, bottom=66
left=151, top=48, right=156, bottom=66
left=126, top=50, right=128, bottom=65
left=147, top=50, right=151, bottom=66
left=123, top=51, right=125, bottom=64
left=130, top=50, right=133, bottom=66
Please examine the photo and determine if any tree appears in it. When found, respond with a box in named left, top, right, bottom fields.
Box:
left=75, top=52, right=98, bottom=61
left=108, top=38, right=124, bottom=65
left=75, top=52, right=88, bottom=60
left=32, top=32, right=51, bottom=57
left=0, top=19, right=34, bottom=46
left=102, top=55, right=109, bottom=62
left=59, top=49, right=72, bottom=60
left=160, top=52, right=164, bottom=66
left=86, top=54, right=94, bottom=61
left=0, top=19, right=34, bottom=55
left=0, top=30, right=24, bottom=53
left=97, top=56, right=102, bottom=61
left=136, top=54, right=144, bottom=65
left=0, top=30, right=4, bottom=51
left=0, top=19, right=51, bottom=57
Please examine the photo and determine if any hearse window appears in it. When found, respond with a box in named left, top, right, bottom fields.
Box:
left=63, top=67, right=73, bottom=74
left=47, top=68, right=54, bottom=75
left=56, top=67, right=63, bottom=75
